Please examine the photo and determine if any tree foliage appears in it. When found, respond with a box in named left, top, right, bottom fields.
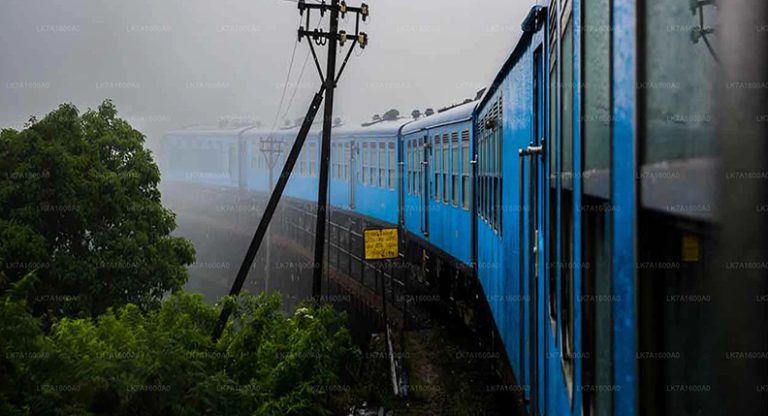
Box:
left=0, top=101, right=195, bottom=318
left=0, top=278, right=359, bottom=416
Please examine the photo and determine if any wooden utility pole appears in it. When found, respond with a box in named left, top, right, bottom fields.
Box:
left=211, top=0, right=368, bottom=341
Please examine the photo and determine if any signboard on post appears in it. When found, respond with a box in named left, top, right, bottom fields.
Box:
left=363, top=228, right=399, bottom=260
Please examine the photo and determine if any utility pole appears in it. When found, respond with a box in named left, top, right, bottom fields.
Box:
left=211, top=0, right=368, bottom=342
left=298, top=0, right=369, bottom=301
left=259, top=136, right=284, bottom=292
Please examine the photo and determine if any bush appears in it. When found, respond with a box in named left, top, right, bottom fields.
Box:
left=0, top=278, right=359, bottom=416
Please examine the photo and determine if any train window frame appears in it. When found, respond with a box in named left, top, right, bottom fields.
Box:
left=548, top=0, right=559, bottom=339
left=434, top=135, right=441, bottom=202
left=345, top=143, right=350, bottom=180
left=362, top=143, right=368, bottom=185
left=442, top=134, right=450, bottom=205
left=451, top=131, right=459, bottom=207
left=379, top=142, right=386, bottom=189
left=407, top=141, right=412, bottom=195
left=417, top=138, right=423, bottom=196
left=478, top=126, right=486, bottom=222
left=299, top=146, right=307, bottom=176
left=461, top=130, right=470, bottom=210
left=309, top=142, right=317, bottom=177
left=369, top=141, right=376, bottom=186
left=557, top=9, right=576, bottom=403
left=495, top=114, right=503, bottom=232
left=388, top=142, right=396, bottom=191
left=331, top=143, right=337, bottom=180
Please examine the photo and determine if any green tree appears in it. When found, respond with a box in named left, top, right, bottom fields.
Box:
left=0, top=101, right=195, bottom=318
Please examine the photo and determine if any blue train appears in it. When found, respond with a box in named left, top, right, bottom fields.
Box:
left=162, top=0, right=731, bottom=414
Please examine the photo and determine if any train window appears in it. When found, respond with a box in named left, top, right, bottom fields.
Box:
left=311, top=143, right=318, bottom=177
left=560, top=16, right=575, bottom=380
left=478, top=128, right=485, bottom=220
left=331, top=144, right=337, bottom=180
left=490, top=124, right=495, bottom=226
left=451, top=132, right=459, bottom=207
left=344, top=143, right=350, bottom=180
left=477, top=123, right=488, bottom=221
left=417, top=139, right=423, bottom=196
left=496, top=123, right=502, bottom=229
left=369, top=142, right=376, bottom=186
left=388, top=142, right=395, bottom=190
left=362, top=143, right=368, bottom=184
left=299, top=146, right=306, bottom=176
left=379, top=142, right=386, bottom=188
left=583, top=0, right=611, bottom=193
left=412, top=140, right=417, bottom=195
left=548, top=12, right=558, bottom=329
left=407, top=141, right=412, bottom=195
left=442, top=134, right=449, bottom=204
left=434, top=135, right=440, bottom=202
left=461, top=130, right=470, bottom=210
left=334, top=143, right=338, bottom=180
left=644, top=0, right=717, bottom=163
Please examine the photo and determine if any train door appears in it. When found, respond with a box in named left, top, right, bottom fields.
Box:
left=421, top=134, right=430, bottom=237
left=519, top=47, right=546, bottom=416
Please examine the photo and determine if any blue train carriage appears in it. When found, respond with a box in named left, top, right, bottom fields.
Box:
left=241, top=125, right=322, bottom=200
left=473, top=4, right=548, bottom=414
left=334, top=119, right=404, bottom=226
left=253, top=125, right=322, bottom=202
left=161, top=127, right=244, bottom=189
left=400, top=102, right=475, bottom=266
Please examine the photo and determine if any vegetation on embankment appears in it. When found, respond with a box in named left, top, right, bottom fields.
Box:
left=1, top=277, right=359, bottom=415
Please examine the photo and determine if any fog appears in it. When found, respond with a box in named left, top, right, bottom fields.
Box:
left=1, top=0, right=538, bottom=148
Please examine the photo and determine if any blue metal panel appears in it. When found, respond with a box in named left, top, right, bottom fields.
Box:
left=612, top=0, right=638, bottom=414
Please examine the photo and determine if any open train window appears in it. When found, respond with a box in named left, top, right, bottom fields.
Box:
left=461, top=130, right=470, bottom=210
left=452, top=132, right=459, bottom=207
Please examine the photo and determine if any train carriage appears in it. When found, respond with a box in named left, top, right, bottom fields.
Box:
left=401, top=103, right=475, bottom=266
left=332, top=120, right=402, bottom=225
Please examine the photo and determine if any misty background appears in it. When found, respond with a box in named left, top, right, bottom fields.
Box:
left=1, top=0, right=538, bottom=150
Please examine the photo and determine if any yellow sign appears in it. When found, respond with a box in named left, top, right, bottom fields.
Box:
left=682, top=233, right=700, bottom=262
left=364, top=228, right=399, bottom=260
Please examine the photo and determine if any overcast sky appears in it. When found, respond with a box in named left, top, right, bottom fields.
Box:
left=1, top=0, right=539, bottom=146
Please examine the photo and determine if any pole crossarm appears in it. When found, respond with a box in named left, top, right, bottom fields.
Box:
left=297, top=1, right=369, bottom=19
